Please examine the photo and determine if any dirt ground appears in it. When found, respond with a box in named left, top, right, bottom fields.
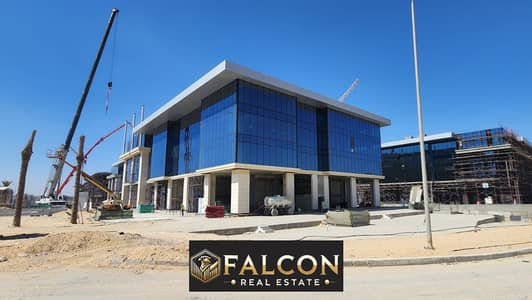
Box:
left=0, top=211, right=531, bottom=272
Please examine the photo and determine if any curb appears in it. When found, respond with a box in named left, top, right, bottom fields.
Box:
left=345, top=247, right=532, bottom=267
left=193, top=210, right=425, bottom=235
left=113, top=247, right=532, bottom=268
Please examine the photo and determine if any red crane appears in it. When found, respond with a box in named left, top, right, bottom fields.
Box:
left=57, top=123, right=126, bottom=195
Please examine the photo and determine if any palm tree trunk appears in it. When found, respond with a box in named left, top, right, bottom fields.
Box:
left=13, top=130, right=36, bottom=227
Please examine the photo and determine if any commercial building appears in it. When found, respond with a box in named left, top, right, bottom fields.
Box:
left=111, top=61, right=390, bottom=214
left=381, top=128, right=532, bottom=204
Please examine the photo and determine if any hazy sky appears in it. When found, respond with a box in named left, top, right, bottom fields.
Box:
left=1, top=0, right=531, bottom=195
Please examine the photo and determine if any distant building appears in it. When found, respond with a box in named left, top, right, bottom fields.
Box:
left=381, top=128, right=532, bottom=204
left=0, top=186, right=14, bottom=207
left=81, top=172, right=111, bottom=208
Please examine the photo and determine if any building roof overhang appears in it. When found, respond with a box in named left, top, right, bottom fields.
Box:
left=381, top=132, right=455, bottom=148
left=134, top=60, right=391, bottom=135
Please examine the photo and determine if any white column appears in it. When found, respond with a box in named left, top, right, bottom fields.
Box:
left=120, top=162, right=128, bottom=205
left=166, top=180, right=173, bottom=210
left=231, top=169, right=250, bottom=214
left=183, top=176, right=189, bottom=211
left=283, top=173, right=295, bottom=214
left=153, top=182, right=159, bottom=209
left=322, top=175, right=330, bottom=209
left=350, top=177, right=358, bottom=208
left=203, top=174, right=216, bottom=206
left=311, top=174, right=319, bottom=210
left=136, top=149, right=150, bottom=208
left=373, top=179, right=381, bottom=207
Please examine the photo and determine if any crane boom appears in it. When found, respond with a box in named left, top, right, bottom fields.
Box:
left=56, top=123, right=126, bottom=195
left=42, top=8, right=119, bottom=199
left=338, top=79, right=360, bottom=103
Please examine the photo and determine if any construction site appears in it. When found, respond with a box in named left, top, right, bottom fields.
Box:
left=1, top=4, right=532, bottom=300
left=381, top=128, right=532, bottom=206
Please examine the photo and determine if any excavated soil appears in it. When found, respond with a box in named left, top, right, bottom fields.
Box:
left=0, top=231, right=188, bottom=272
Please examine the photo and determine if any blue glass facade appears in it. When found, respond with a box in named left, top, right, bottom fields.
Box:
left=458, top=128, right=506, bottom=149
left=326, top=110, right=382, bottom=175
left=150, top=127, right=167, bottom=178
left=145, top=79, right=383, bottom=178
left=237, top=81, right=297, bottom=168
left=297, top=103, right=318, bottom=170
left=199, top=82, right=237, bottom=169
left=178, top=110, right=201, bottom=175
left=382, top=140, right=455, bottom=183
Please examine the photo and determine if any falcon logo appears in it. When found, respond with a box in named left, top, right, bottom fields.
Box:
left=190, top=249, right=221, bottom=283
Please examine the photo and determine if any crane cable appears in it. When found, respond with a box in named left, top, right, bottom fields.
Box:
left=106, top=15, right=119, bottom=113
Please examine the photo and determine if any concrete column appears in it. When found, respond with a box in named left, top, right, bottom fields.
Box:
left=183, top=176, right=189, bottom=211
left=311, top=174, right=319, bottom=210
left=120, top=162, right=128, bottom=204
left=136, top=150, right=150, bottom=208
left=203, top=174, right=216, bottom=206
left=153, top=182, right=159, bottom=209
left=210, top=175, right=216, bottom=205
left=166, top=180, right=173, bottom=210
left=322, top=175, right=330, bottom=209
left=350, top=177, right=358, bottom=208
left=283, top=173, right=295, bottom=214
left=373, top=179, right=381, bottom=207
left=231, top=169, right=250, bottom=214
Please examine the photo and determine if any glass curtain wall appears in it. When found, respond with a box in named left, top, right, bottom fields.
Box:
left=237, top=80, right=297, bottom=167
left=178, top=109, right=201, bottom=174
left=297, top=103, right=318, bottom=170
left=199, top=82, right=237, bottom=169
left=149, top=127, right=167, bottom=178
left=326, top=109, right=382, bottom=175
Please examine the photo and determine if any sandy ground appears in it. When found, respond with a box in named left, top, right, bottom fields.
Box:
left=0, top=211, right=531, bottom=272
left=1, top=255, right=531, bottom=300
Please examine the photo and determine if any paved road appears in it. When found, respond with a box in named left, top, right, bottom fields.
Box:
left=1, top=256, right=530, bottom=299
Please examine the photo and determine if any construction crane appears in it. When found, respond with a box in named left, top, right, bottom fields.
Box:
left=56, top=122, right=127, bottom=195
left=40, top=8, right=119, bottom=206
left=338, top=79, right=360, bottom=103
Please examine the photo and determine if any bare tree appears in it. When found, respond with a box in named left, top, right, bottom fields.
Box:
left=13, top=130, right=36, bottom=227
left=71, top=135, right=85, bottom=224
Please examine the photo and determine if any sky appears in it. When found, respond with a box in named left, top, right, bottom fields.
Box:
left=0, top=0, right=531, bottom=196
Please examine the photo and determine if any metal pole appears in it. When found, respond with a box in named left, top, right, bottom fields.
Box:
left=122, top=120, right=128, bottom=153
left=131, top=112, right=136, bottom=149
left=411, top=0, right=433, bottom=249
left=140, top=105, right=145, bottom=146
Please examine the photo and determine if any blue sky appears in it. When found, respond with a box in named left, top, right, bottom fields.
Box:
left=1, top=0, right=531, bottom=195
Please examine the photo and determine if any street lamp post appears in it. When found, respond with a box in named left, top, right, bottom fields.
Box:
left=410, top=0, right=434, bottom=249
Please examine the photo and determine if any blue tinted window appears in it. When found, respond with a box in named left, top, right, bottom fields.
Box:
left=178, top=109, right=201, bottom=174
left=325, top=109, right=382, bottom=175
left=236, top=80, right=297, bottom=168
left=297, top=103, right=318, bottom=170
left=199, top=82, right=237, bottom=169
left=149, top=128, right=167, bottom=178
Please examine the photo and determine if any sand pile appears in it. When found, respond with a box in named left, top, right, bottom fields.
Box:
left=24, top=231, right=142, bottom=254
left=0, top=231, right=189, bottom=272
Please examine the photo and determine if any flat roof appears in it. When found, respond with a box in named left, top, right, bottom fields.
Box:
left=382, top=132, right=455, bottom=148
left=134, top=61, right=391, bottom=134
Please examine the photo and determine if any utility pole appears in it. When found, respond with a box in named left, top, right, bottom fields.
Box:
left=71, top=135, right=85, bottom=224
left=410, top=0, right=434, bottom=249
left=13, top=130, right=36, bottom=227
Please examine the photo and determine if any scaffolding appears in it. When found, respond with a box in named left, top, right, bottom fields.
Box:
left=381, top=128, right=532, bottom=204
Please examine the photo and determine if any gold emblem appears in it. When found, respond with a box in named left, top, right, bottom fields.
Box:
left=190, top=249, right=221, bottom=283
